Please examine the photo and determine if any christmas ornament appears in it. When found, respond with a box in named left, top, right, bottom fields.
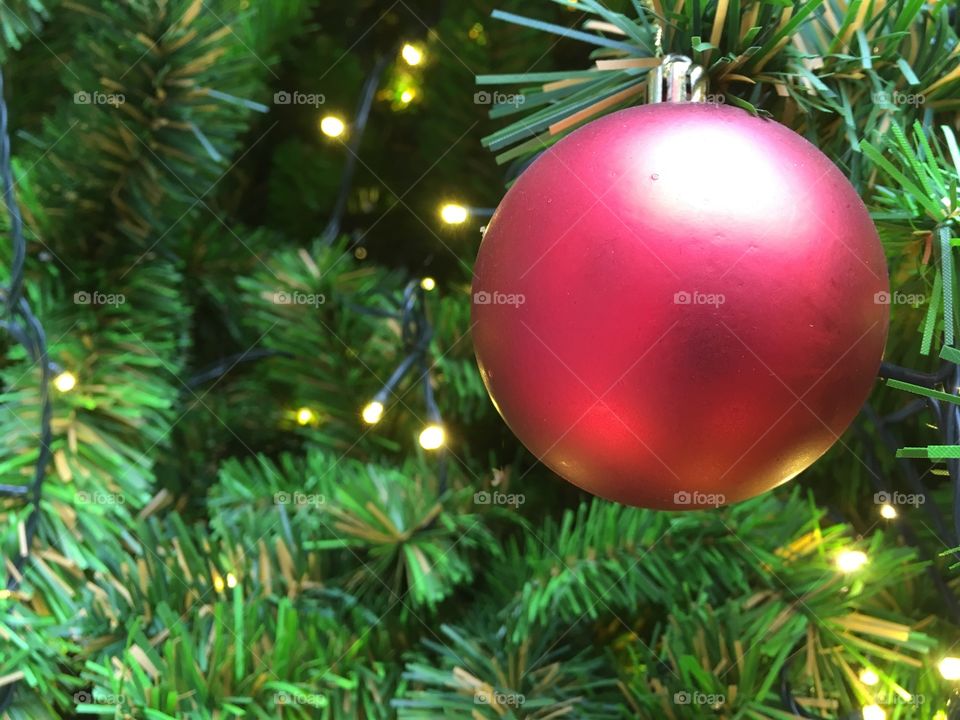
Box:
left=472, top=56, right=889, bottom=510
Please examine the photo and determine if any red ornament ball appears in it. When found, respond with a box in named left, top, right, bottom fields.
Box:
left=472, top=102, right=889, bottom=510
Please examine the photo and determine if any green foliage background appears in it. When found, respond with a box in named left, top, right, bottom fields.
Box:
left=0, top=0, right=959, bottom=718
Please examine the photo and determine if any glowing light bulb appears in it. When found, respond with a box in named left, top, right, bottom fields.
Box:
left=401, top=43, right=424, bottom=66
left=440, top=203, right=468, bottom=225
left=880, top=503, right=897, bottom=519
left=862, top=705, right=885, bottom=720
left=836, top=549, right=868, bottom=572
left=939, top=656, right=960, bottom=680
left=226, top=572, right=238, bottom=589
left=320, top=115, right=346, bottom=138
left=362, top=401, right=384, bottom=425
left=420, top=277, right=436, bottom=291
left=53, top=371, right=77, bottom=393
left=296, top=407, right=317, bottom=426
left=213, top=574, right=225, bottom=593
left=400, top=88, right=416, bottom=104
left=859, top=668, right=879, bottom=686
left=419, top=423, right=445, bottom=450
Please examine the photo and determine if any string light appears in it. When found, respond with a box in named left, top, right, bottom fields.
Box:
left=419, top=423, right=445, bottom=450
left=296, top=407, right=317, bottom=426
left=53, top=370, right=77, bottom=393
left=213, top=573, right=225, bottom=593
left=934, top=711, right=948, bottom=720
left=226, top=572, right=238, bottom=589
left=939, top=656, right=960, bottom=680
left=440, top=203, right=469, bottom=225
left=879, top=503, right=897, bottom=519
left=861, top=705, right=885, bottom=720
left=836, top=549, right=868, bottom=572
left=362, top=401, right=384, bottom=425
left=320, top=115, right=346, bottom=138
left=401, top=43, right=424, bottom=66
left=858, top=668, right=879, bottom=686
left=399, top=87, right=416, bottom=104
left=420, top=277, right=436, bottom=291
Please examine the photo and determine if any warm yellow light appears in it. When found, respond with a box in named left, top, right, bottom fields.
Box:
left=419, top=423, right=445, bottom=450
left=862, top=705, right=885, bottom=720
left=880, top=503, right=897, bottom=519
left=836, top=549, right=868, bottom=573
left=420, top=277, right=436, bottom=291
left=440, top=203, right=469, bottom=225
left=401, top=43, right=424, bottom=66
left=362, top=401, right=384, bottom=425
left=296, top=407, right=317, bottom=426
left=400, top=88, right=416, bottom=104
left=213, top=574, right=225, bottom=593
left=226, top=572, right=238, bottom=589
left=939, top=656, right=960, bottom=680
left=53, top=371, right=77, bottom=393
left=859, top=668, right=879, bottom=686
left=320, top=115, right=346, bottom=138
left=934, top=711, right=948, bottom=720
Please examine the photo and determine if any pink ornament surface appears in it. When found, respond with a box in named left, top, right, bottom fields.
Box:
left=472, top=102, right=889, bottom=509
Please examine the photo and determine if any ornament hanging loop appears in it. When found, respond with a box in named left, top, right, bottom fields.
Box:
left=647, top=54, right=708, bottom=103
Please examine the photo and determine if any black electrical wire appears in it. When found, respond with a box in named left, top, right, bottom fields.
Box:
left=320, top=54, right=390, bottom=246
left=0, top=64, right=55, bottom=715
left=878, top=359, right=954, bottom=387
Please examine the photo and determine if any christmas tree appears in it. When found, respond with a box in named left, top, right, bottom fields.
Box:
left=1, top=0, right=959, bottom=718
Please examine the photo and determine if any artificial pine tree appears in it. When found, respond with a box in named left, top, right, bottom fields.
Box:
left=0, top=1, right=959, bottom=719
